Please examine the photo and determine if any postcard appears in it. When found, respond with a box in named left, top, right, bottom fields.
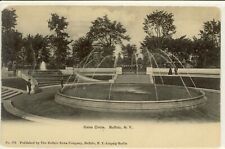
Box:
left=1, top=1, right=222, bottom=148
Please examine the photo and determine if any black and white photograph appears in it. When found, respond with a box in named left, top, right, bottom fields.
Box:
left=0, top=2, right=222, bottom=148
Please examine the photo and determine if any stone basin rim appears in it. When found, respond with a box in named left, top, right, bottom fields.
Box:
left=57, top=83, right=206, bottom=103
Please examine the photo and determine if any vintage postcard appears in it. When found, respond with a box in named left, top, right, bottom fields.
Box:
left=0, top=1, right=223, bottom=148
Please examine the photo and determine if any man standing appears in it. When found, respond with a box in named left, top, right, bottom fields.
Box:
left=27, top=79, right=32, bottom=95
left=61, top=77, right=64, bottom=89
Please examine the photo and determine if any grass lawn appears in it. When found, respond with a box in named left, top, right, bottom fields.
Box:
left=155, top=76, right=220, bottom=90
left=2, top=78, right=27, bottom=90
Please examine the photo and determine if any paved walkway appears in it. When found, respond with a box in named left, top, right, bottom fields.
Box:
left=115, top=74, right=152, bottom=84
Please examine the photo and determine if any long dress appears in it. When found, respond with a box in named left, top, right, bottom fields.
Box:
left=168, top=68, right=173, bottom=75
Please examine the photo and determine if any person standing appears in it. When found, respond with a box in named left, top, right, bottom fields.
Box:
left=27, top=79, right=32, bottom=95
left=61, top=77, right=64, bottom=89
left=12, top=61, right=16, bottom=76
left=174, top=66, right=178, bottom=75
left=168, top=67, right=173, bottom=75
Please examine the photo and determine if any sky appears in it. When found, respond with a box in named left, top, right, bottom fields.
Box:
left=10, top=6, right=220, bottom=50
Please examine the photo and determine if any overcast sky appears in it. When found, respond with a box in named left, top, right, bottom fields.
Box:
left=11, top=6, right=220, bottom=50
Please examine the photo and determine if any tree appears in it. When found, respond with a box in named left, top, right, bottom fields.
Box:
left=193, top=20, right=220, bottom=68
left=16, top=47, right=27, bottom=68
left=121, top=44, right=137, bottom=65
left=200, top=19, right=220, bottom=48
left=141, top=36, right=164, bottom=51
left=166, top=36, right=193, bottom=62
left=2, top=8, right=17, bottom=32
left=87, top=15, right=130, bottom=56
left=2, top=8, right=23, bottom=67
left=22, top=34, right=50, bottom=68
left=142, top=10, right=176, bottom=48
left=193, top=37, right=219, bottom=68
left=143, top=10, right=176, bottom=39
left=2, top=31, right=23, bottom=66
left=22, top=35, right=36, bottom=69
left=31, top=34, right=50, bottom=65
left=48, top=13, right=72, bottom=68
left=72, top=37, right=93, bottom=66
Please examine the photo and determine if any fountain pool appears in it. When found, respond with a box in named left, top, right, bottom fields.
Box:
left=55, top=82, right=206, bottom=112
left=54, top=48, right=207, bottom=113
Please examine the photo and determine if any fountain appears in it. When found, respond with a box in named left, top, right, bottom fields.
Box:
left=40, top=61, right=47, bottom=71
left=55, top=48, right=206, bottom=113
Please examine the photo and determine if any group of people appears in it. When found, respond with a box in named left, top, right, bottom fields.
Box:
left=168, top=67, right=178, bottom=75
left=26, top=77, right=64, bottom=95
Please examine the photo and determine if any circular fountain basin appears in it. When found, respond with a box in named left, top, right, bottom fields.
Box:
left=55, top=83, right=206, bottom=112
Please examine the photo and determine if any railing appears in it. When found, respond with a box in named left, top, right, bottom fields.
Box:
left=61, top=67, right=220, bottom=76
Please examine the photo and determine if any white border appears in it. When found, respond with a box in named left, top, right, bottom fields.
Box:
left=0, top=1, right=224, bottom=8
left=0, top=1, right=224, bottom=149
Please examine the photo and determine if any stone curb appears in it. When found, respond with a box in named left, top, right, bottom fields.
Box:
left=2, top=99, right=65, bottom=124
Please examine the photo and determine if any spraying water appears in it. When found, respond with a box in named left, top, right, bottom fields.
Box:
left=108, top=55, right=118, bottom=100
left=134, top=53, right=139, bottom=76
left=149, top=52, right=164, bottom=85
left=158, top=49, right=192, bottom=97
left=171, top=53, right=197, bottom=88
left=40, top=61, right=47, bottom=71
left=92, top=55, right=112, bottom=79
left=146, top=50, right=159, bottom=100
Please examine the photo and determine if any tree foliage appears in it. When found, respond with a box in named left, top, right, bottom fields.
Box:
left=166, top=36, right=193, bottom=61
left=122, top=44, right=137, bottom=65
left=22, top=34, right=50, bottom=68
left=1, top=8, right=220, bottom=69
left=142, top=10, right=176, bottom=49
left=141, top=36, right=164, bottom=51
left=141, top=10, right=220, bottom=68
left=48, top=13, right=72, bottom=68
left=72, top=37, right=93, bottom=66
left=2, top=8, right=17, bottom=32
left=143, top=10, right=176, bottom=38
left=22, top=35, right=36, bottom=68
left=87, top=15, right=130, bottom=56
left=2, top=30, right=23, bottom=66
left=192, top=20, right=221, bottom=68
left=2, top=8, right=23, bottom=67
left=200, top=19, right=220, bottom=48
